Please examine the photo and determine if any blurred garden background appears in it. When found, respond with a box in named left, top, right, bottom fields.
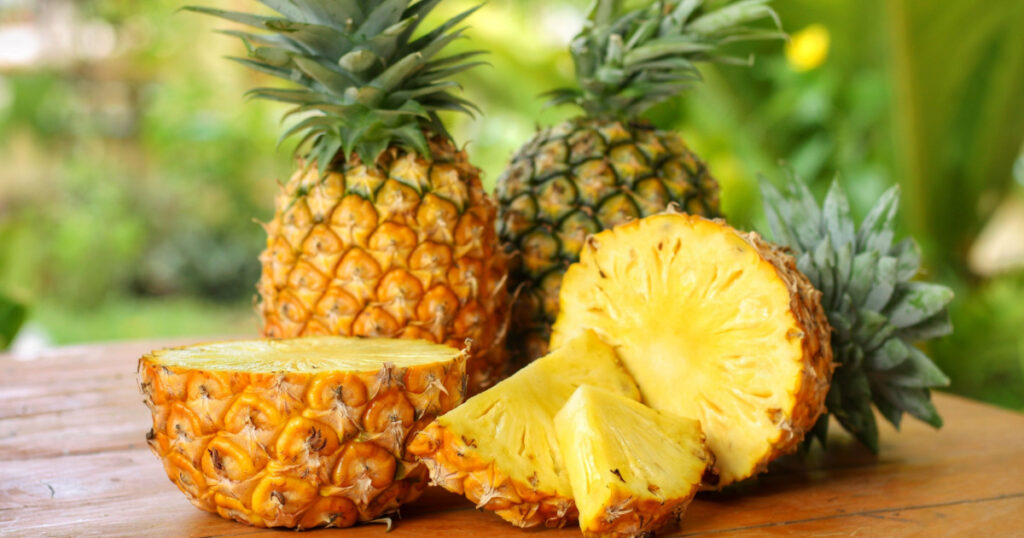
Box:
left=1, top=0, right=1022, bottom=410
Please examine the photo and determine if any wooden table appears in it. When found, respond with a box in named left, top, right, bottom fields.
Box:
left=2, top=339, right=1023, bottom=537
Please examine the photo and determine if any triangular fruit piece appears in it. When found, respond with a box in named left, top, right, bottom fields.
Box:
left=555, top=385, right=711, bottom=537
left=408, top=330, right=641, bottom=528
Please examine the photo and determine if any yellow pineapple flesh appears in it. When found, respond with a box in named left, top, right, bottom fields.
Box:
left=555, top=385, right=711, bottom=538
left=258, top=136, right=510, bottom=394
left=138, top=336, right=466, bottom=529
left=407, top=330, right=640, bottom=528
left=552, top=212, right=833, bottom=487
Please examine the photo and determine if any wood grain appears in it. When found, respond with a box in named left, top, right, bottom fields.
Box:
left=1, top=339, right=1023, bottom=537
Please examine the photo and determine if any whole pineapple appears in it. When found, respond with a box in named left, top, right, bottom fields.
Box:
left=497, top=0, right=782, bottom=363
left=189, top=0, right=510, bottom=393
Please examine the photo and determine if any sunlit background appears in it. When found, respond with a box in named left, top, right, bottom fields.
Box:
left=1, top=0, right=1022, bottom=410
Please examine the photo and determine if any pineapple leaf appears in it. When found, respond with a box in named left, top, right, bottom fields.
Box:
left=884, top=282, right=955, bottom=329
left=898, top=311, right=953, bottom=341
left=829, top=368, right=879, bottom=452
left=880, top=346, right=950, bottom=388
left=759, top=173, right=953, bottom=452
left=549, top=0, right=782, bottom=120
left=869, top=338, right=910, bottom=371
left=194, top=0, right=483, bottom=167
left=182, top=6, right=282, bottom=29
left=823, top=180, right=855, bottom=249
left=357, top=0, right=407, bottom=40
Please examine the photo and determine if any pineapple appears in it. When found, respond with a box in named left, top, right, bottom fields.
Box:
left=497, top=0, right=782, bottom=364
left=407, top=330, right=641, bottom=528
left=188, top=1, right=510, bottom=393
left=138, top=336, right=466, bottom=529
left=760, top=178, right=953, bottom=451
left=554, top=385, right=711, bottom=538
left=552, top=212, right=833, bottom=487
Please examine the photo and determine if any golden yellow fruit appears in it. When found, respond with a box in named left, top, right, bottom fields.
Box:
left=555, top=385, right=711, bottom=538
left=407, top=330, right=640, bottom=528
left=258, top=136, right=510, bottom=393
left=552, top=212, right=833, bottom=486
left=139, top=337, right=466, bottom=529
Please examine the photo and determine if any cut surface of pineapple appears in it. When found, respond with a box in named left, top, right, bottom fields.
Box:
left=407, top=330, right=640, bottom=528
left=555, top=385, right=710, bottom=537
left=139, top=336, right=466, bottom=529
left=552, top=213, right=832, bottom=486
left=148, top=337, right=462, bottom=372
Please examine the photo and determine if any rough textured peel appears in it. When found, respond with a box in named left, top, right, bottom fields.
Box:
left=258, top=136, right=510, bottom=394
left=552, top=212, right=833, bottom=486
left=407, top=330, right=641, bottom=528
left=139, top=336, right=466, bottom=529
left=555, top=385, right=711, bottom=538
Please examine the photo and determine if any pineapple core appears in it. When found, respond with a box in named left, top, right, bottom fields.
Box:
left=555, top=385, right=710, bottom=537
left=553, top=213, right=830, bottom=486
left=147, top=336, right=462, bottom=372
left=410, top=330, right=640, bottom=527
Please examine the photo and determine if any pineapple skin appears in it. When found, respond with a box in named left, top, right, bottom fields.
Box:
left=409, top=422, right=579, bottom=528
left=138, top=345, right=466, bottom=529
left=741, top=230, right=834, bottom=470
left=496, top=118, right=721, bottom=366
left=552, top=213, right=833, bottom=486
left=258, top=135, right=510, bottom=394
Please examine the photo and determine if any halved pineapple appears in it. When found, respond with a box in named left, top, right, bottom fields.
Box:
left=552, top=212, right=833, bottom=486
left=407, top=330, right=640, bottom=528
left=138, top=337, right=466, bottom=529
left=555, top=385, right=711, bottom=537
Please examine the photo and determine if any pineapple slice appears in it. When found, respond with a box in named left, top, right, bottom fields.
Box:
left=138, top=337, right=466, bottom=529
left=555, top=385, right=711, bottom=538
left=408, top=330, right=640, bottom=528
left=552, top=213, right=833, bottom=486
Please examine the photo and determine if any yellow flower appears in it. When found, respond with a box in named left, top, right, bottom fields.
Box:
left=786, top=24, right=830, bottom=72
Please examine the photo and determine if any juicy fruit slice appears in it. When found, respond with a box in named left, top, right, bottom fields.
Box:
left=552, top=213, right=833, bottom=486
left=408, top=330, right=640, bottom=528
left=555, top=385, right=711, bottom=538
left=139, top=337, right=466, bottom=529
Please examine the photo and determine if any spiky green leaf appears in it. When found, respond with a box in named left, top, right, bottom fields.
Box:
left=759, top=173, right=953, bottom=451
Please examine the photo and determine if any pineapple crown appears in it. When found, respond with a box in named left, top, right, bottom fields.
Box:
left=545, top=0, right=783, bottom=120
left=761, top=176, right=954, bottom=452
left=185, top=0, right=485, bottom=173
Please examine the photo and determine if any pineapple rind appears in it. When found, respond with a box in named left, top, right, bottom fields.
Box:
left=555, top=385, right=711, bottom=538
left=552, top=213, right=832, bottom=487
left=139, top=337, right=467, bottom=529
left=258, top=136, right=510, bottom=394
left=497, top=118, right=720, bottom=366
left=407, top=330, right=641, bottom=528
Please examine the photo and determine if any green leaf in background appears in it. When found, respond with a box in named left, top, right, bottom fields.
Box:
left=886, top=0, right=1024, bottom=271
left=0, top=293, right=26, bottom=350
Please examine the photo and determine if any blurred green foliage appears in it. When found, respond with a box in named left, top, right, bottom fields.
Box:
left=0, top=0, right=1021, bottom=409
left=0, top=292, right=26, bottom=349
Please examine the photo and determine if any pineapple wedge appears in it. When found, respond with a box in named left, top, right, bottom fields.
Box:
left=408, top=330, right=640, bottom=528
left=552, top=212, right=833, bottom=487
left=138, top=337, right=466, bottom=529
left=555, top=385, right=711, bottom=538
